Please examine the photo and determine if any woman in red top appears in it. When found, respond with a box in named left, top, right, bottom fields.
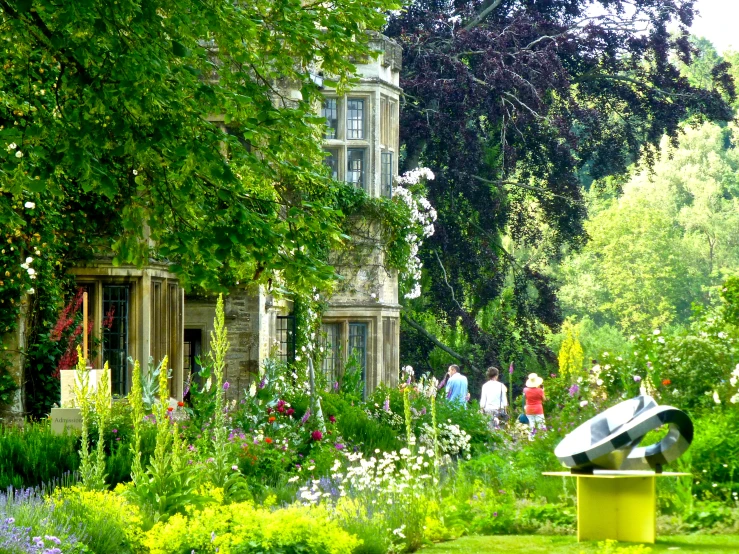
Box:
left=524, top=373, right=546, bottom=435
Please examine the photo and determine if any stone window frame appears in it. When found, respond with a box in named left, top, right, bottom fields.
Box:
left=75, top=277, right=140, bottom=395
left=320, top=317, right=374, bottom=394
left=321, top=93, right=373, bottom=193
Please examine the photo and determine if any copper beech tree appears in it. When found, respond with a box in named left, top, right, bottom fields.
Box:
left=387, top=0, right=736, bottom=379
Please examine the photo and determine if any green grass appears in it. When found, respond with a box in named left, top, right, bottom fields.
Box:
left=421, top=535, right=739, bottom=553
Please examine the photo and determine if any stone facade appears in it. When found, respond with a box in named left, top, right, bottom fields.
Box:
left=184, top=34, right=403, bottom=397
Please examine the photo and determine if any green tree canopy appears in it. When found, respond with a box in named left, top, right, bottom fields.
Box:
left=0, top=0, right=398, bottom=292
left=559, top=121, right=739, bottom=333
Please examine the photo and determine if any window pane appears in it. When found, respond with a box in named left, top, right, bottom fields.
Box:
left=323, top=149, right=339, bottom=180
left=322, top=98, right=338, bottom=139
left=321, top=323, right=342, bottom=385
left=276, top=315, right=296, bottom=363
left=348, top=322, right=367, bottom=393
left=347, top=149, right=365, bottom=190
left=347, top=98, right=365, bottom=139
left=103, top=285, right=129, bottom=396
left=381, top=152, right=393, bottom=198
left=380, top=97, right=388, bottom=146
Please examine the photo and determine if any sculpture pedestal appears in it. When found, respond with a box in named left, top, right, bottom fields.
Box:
left=544, top=471, right=690, bottom=543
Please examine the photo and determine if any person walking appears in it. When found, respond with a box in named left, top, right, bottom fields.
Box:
left=480, top=366, right=508, bottom=429
left=445, top=364, right=469, bottom=407
left=523, top=372, right=546, bottom=436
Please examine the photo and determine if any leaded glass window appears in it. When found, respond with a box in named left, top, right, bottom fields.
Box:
left=347, top=98, right=365, bottom=140
left=322, top=98, right=338, bottom=139
left=276, top=315, right=296, bottom=363
left=321, top=323, right=342, bottom=384
left=103, top=285, right=129, bottom=395
left=381, top=152, right=393, bottom=198
left=324, top=149, right=339, bottom=179
left=348, top=322, right=368, bottom=390
left=347, top=149, right=365, bottom=190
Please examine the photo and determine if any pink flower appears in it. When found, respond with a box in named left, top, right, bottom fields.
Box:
left=311, top=430, right=323, bottom=441
left=633, top=375, right=642, bottom=383
left=328, top=415, right=336, bottom=423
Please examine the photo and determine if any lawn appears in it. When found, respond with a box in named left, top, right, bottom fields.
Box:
left=421, top=535, right=739, bottom=553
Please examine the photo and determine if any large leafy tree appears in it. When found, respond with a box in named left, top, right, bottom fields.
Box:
left=559, top=121, right=739, bottom=333
left=386, top=0, right=735, bottom=381
left=0, top=0, right=398, bottom=293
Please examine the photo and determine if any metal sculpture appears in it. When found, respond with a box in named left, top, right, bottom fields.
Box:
left=554, top=395, right=693, bottom=472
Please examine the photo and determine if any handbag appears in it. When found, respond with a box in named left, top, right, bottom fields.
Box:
left=495, top=386, right=509, bottom=422
left=518, top=394, right=529, bottom=425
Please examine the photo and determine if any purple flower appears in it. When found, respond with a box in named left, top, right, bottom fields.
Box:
left=508, top=363, right=514, bottom=374
left=383, top=396, right=390, bottom=412
left=300, top=409, right=311, bottom=425
left=493, top=512, right=498, bottom=517
left=333, top=381, right=339, bottom=391
left=335, top=443, right=345, bottom=450
left=258, top=378, right=267, bottom=389
left=223, top=381, right=230, bottom=391
left=112, top=428, right=118, bottom=434
left=568, top=384, right=579, bottom=397
left=633, top=375, right=642, bottom=382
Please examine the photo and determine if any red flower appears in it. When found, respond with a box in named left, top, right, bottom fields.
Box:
left=268, top=416, right=276, bottom=423
left=286, top=408, right=295, bottom=416
left=167, top=406, right=174, bottom=412
left=177, top=401, right=185, bottom=407
left=265, top=437, right=273, bottom=444
left=311, top=430, right=323, bottom=441
left=328, top=415, right=336, bottom=424
left=662, top=379, right=671, bottom=386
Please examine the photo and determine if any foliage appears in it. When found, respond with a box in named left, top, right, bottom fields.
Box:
left=557, top=321, right=584, bottom=379
left=126, top=354, right=202, bottom=524
left=560, top=122, right=739, bottom=332
left=143, top=501, right=360, bottom=554
left=298, top=447, right=439, bottom=553
left=0, top=0, right=400, bottom=294
left=390, top=0, right=735, bottom=377
left=0, top=423, right=79, bottom=490
left=50, top=486, right=145, bottom=553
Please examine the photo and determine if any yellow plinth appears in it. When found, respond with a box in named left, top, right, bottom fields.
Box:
left=544, top=471, right=690, bottom=544
left=577, top=475, right=655, bottom=543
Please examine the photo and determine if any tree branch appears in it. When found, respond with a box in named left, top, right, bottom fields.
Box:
left=401, top=313, right=480, bottom=373
left=434, top=250, right=464, bottom=313
left=462, top=0, right=504, bottom=32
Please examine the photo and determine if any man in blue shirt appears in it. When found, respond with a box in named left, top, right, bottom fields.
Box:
left=445, top=364, right=469, bottom=407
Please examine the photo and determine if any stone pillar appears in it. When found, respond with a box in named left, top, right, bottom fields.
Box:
left=1, top=293, right=30, bottom=421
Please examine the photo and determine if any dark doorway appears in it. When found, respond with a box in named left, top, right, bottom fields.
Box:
left=184, top=328, right=203, bottom=400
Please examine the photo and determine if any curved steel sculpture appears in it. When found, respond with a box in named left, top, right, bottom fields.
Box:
left=554, top=395, right=693, bottom=472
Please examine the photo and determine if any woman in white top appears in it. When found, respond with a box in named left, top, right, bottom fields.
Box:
left=480, top=366, right=508, bottom=428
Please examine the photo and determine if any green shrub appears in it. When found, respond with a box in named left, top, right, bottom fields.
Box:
left=682, top=501, right=737, bottom=532
left=143, top=502, right=360, bottom=554
left=687, top=410, right=739, bottom=502
left=0, top=422, right=79, bottom=489
left=320, top=392, right=402, bottom=454
left=51, top=486, right=145, bottom=553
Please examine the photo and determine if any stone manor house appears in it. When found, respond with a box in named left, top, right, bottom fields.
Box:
left=24, top=33, right=404, bottom=408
